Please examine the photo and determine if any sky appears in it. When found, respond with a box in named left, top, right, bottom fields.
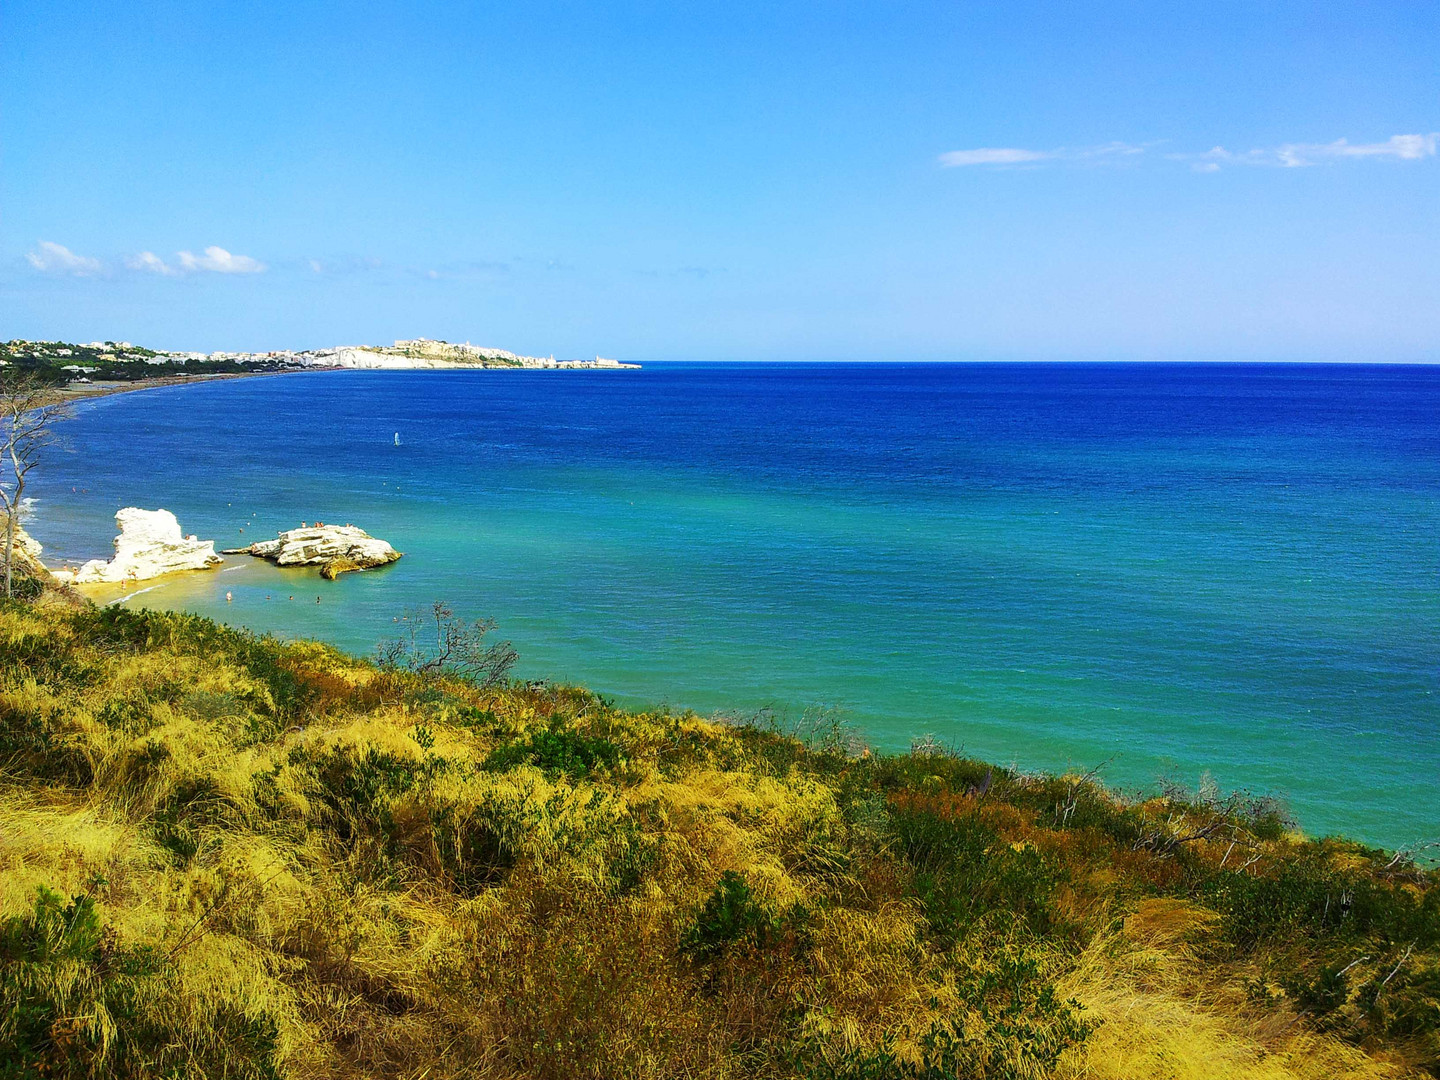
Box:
left=2, top=1, right=1437, bottom=361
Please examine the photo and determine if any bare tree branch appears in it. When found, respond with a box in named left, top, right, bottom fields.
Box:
left=375, top=601, right=518, bottom=688
left=0, top=369, right=72, bottom=598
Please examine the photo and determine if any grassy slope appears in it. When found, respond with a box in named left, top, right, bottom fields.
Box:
left=0, top=600, right=1436, bottom=1079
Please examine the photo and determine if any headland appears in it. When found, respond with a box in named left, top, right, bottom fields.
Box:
left=2, top=336, right=640, bottom=397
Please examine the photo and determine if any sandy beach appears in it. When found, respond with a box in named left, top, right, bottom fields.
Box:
left=53, top=367, right=330, bottom=401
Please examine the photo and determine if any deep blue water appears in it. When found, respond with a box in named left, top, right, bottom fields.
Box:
left=28, top=363, right=1440, bottom=847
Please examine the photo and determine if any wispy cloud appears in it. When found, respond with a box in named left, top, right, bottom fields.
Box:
left=413, top=259, right=510, bottom=282
left=306, top=255, right=382, bottom=275
left=1182, top=132, right=1439, bottom=171
left=939, top=142, right=1144, bottom=168
left=26, top=241, right=103, bottom=276
left=942, top=133, right=1439, bottom=174
left=940, top=147, right=1054, bottom=167
left=176, top=246, right=266, bottom=274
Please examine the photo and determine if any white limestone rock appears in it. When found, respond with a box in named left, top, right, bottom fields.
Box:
left=73, top=508, right=223, bottom=584
left=224, top=524, right=401, bottom=579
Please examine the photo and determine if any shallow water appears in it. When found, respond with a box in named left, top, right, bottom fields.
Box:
left=28, top=363, right=1440, bottom=847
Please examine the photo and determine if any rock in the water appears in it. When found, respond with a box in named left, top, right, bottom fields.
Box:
left=224, top=525, right=401, bottom=578
left=72, top=508, right=224, bottom=584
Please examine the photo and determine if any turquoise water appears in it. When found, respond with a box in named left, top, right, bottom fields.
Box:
left=28, top=364, right=1440, bottom=848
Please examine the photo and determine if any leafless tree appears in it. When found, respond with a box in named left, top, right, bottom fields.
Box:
left=0, top=371, right=71, bottom=598
left=376, top=601, right=518, bottom=688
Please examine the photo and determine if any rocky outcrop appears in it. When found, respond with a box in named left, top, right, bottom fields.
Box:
left=224, top=525, right=401, bottom=578
left=9, top=525, right=46, bottom=576
left=7, top=525, right=58, bottom=589
left=4, top=526, right=87, bottom=606
left=70, top=508, right=223, bottom=584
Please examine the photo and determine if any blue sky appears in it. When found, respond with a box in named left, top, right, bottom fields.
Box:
left=3, top=1, right=1436, bottom=360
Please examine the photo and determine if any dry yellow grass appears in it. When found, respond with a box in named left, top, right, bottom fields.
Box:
left=1, top=602, right=1435, bottom=1078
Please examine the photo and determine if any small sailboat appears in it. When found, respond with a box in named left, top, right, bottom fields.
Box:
left=394, top=432, right=401, bottom=447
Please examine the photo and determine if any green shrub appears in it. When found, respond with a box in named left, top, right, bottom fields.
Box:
left=1285, top=962, right=1351, bottom=1017
left=1201, top=861, right=1440, bottom=950
left=891, top=806, right=1057, bottom=942
left=484, top=724, right=624, bottom=778
left=680, top=871, right=774, bottom=961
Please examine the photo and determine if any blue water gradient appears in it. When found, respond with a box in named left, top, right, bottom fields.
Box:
left=28, top=363, right=1440, bottom=847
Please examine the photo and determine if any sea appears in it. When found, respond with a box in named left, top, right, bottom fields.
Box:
left=26, top=363, right=1440, bottom=849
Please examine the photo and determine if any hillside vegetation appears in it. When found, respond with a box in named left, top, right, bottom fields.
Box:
left=1, top=340, right=297, bottom=386
left=0, top=599, right=1436, bottom=1078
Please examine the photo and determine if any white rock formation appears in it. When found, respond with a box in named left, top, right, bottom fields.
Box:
left=224, top=525, right=401, bottom=579
left=135, top=338, right=639, bottom=370
left=72, top=509, right=223, bottom=584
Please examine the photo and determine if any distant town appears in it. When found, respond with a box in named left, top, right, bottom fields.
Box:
left=0, top=337, right=639, bottom=388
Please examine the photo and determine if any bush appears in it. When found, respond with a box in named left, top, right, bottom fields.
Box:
left=890, top=797, right=1058, bottom=942
left=680, top=871, right=775, bottom=961
left=484, top=724, right=624, bottom=778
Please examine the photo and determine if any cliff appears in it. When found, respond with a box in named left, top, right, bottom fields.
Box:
left=301, top=340, right=641, bottom=370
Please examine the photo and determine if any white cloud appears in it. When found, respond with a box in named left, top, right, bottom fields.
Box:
left=125, top=251, right=178, bottom=275
left=26, top=241, right=102, bottom=276
left=121, top=245, right=266, bottom=276
left=1185, top=132, right=1438, bottom=171
left=939, top=142, right=1146, bottom=168
left=939, top=147, right=1054, bottom=167
left=175, top=246, right=266, bottom=274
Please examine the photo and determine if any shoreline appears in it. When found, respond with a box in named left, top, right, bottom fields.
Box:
left=50, top=360, right=644, bottom=404
left=54, top=366, right=336, bottom=402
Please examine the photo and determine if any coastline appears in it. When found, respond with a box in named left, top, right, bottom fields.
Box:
left=24, top=362, right=1440, bottom=854
left=48, top=359, right=640, bottom=404
left=52, top=366, right=335, bottom=402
